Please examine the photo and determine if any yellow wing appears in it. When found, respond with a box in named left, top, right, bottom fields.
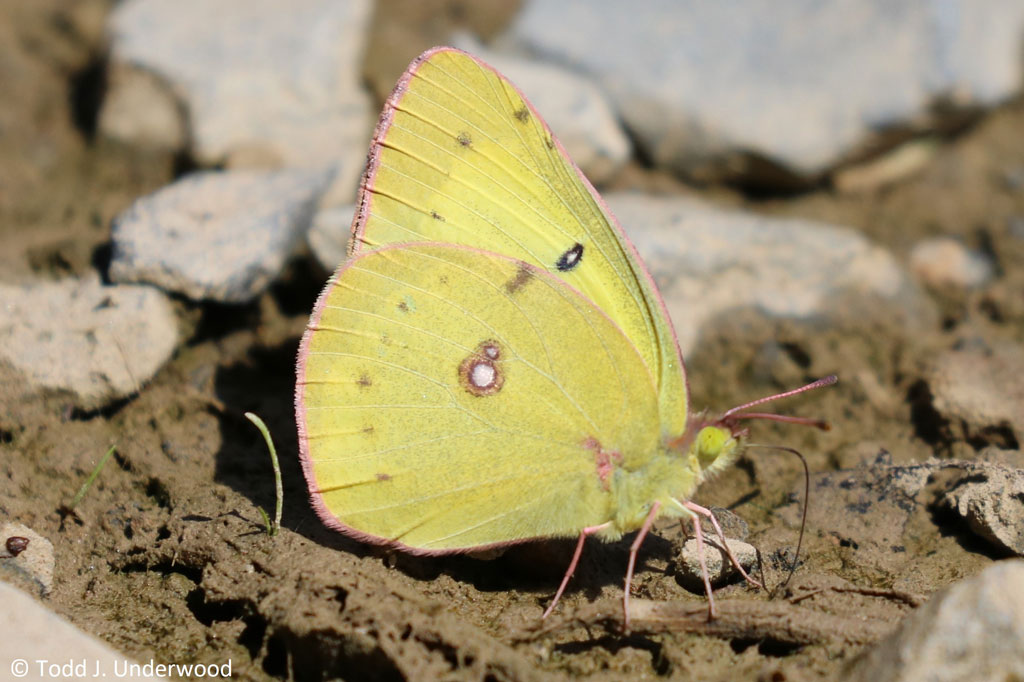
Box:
left=296, top=243, right=664, bottom=551
left=350, top=47, right=687, bottom=439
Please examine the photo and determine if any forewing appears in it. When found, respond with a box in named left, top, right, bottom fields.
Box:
left=350, top=47, right=687, bottom=438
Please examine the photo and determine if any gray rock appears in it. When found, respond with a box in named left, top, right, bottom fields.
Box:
left=0, top=581, right=169, bottom=681
left=100, top=0, right=373, bottom=205
left=941, top=463, right=1024, bottom=556
left=0, top=274, right=177, bottom=410
left=452, top=34, right=631, bottom=185
left=503, top=1, right=1024, bottom=185
left=607, top=193, right=931, bottom=357
left=99, top=62, right=186, bottom=151
left=0, top=523, right=54, bottom=596
left=909, top=237, right=995, bottom=289
left=673, top=536, right=758, bottom=592
left=927, top=342, right=1024, bottom=439
left=110, top=168, right=333, bottom=302
left=842, top=560, right=1024, bottom=682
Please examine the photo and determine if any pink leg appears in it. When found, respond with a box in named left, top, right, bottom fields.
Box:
left=623, top=501, right=662, bottom=631
left=689, top=510, right=717, bottom=620
left=683, top=501, right=762, bottom=590
left=543, top=522, right=611, bottom=619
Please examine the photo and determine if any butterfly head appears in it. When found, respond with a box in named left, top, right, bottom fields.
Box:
left=688, top=421, right=746, bottom=484
left=678, top=375, right=838, bottom=484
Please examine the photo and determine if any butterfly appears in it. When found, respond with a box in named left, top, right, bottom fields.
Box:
left=295, top=47, right=835, bottom=629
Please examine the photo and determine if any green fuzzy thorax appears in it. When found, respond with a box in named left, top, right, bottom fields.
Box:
left=604, top=425, right=743, bottom=538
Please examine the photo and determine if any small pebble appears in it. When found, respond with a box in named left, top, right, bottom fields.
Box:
left=0, top=523, right=54, bottom=596
left=833, top=138, right=938, bottom=193
left=4, top=537, right=29, bottom=557
left=673, top=536, right=758, bottom=592
left=909, top=237, right=994, bottom=289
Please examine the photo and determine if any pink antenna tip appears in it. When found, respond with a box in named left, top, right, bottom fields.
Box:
left=720, top=375, right=837, bottom=421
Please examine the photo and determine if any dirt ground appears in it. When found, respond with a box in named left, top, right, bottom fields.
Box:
left=2, top=1, right=1023, bottom=680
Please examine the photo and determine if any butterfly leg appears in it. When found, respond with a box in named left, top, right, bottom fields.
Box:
left=623, top=501, right=662, bottom=631
left=683, top=501, right=762, bottom=590
left=543, top=521, right=612, bottom=619
left=685, top=505, right=718, bottom=620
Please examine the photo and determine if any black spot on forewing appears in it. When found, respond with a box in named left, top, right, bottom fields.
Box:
left=356, top=373, right=372, bottom=389
left=457, top=132, right=472, bottom=147
left=514, top=107, right=529, bottom=123
left=555, top=243, right=584, bottom=272
left=431, top=210, right=445, bottom=221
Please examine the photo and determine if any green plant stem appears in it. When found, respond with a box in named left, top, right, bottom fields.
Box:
left=244, top=412, right=282, bottom=536
left=69, top=445, right=116, bottom=509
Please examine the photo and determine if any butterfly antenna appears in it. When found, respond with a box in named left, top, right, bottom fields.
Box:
left=729, top=412, right=831, bottom=430
left=746, top=444, right=810, bottom=597
left=720, top=375, right=837, bottom=426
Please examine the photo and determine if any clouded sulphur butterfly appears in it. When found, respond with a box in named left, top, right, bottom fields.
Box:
left=295, top=47, right=834, bottom=627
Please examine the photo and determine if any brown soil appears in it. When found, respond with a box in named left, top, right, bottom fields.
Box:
left=2, top=1, right=1022, bottom=680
